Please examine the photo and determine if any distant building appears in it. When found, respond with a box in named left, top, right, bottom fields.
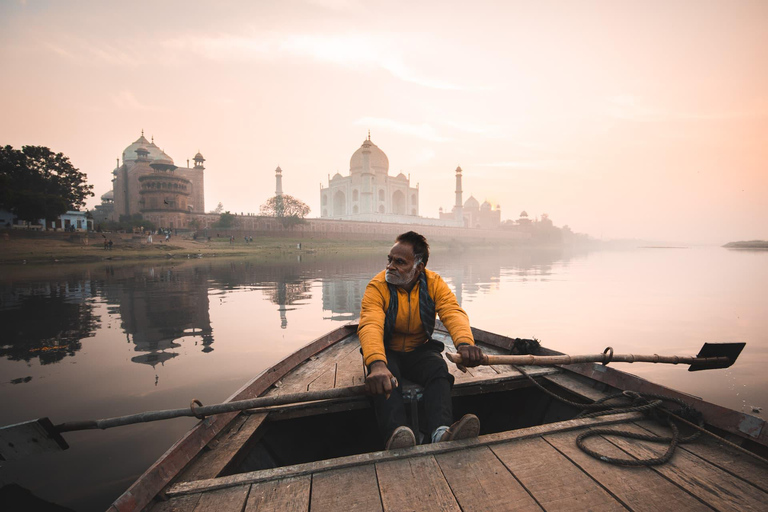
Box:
left=95, top=131, right=207, bottom=229
left=320, top=133, right=422, bottom=223
left=439, top=166, right=501, bottom=229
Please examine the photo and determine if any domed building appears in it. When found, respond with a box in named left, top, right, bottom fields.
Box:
left=96, top=132, right=207, bottom=229
left=320, top=133, right=420, bottom=222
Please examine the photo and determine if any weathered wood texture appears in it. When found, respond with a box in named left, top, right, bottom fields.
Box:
left=492, top=436, right=625, bottom=511
left=600, top=422, right=768, bottom=512
left=637, top=421, right=768, bottom=493
left=310, top=465, right=382, bottom=512
left=192, top=485, right=250, bottom=512
left=376, top=456, right=460, bottom=512
left=177, top=412, right=268, bottom=482
left=435, top=446, right=542, bottom=512
left=150, top=494, right=201, bottom=512
left=543, top=429, right=711, bottom=511
left=168, top=413, right=645, bottom=496
left=111, top=324, right=356, bottom=512
left=244, top=475, right=311, bottom=512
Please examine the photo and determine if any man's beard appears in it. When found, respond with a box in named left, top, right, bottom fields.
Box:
left=386, top=264, right=419, bottom=287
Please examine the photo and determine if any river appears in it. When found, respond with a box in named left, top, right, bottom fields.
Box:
left=0, top=245, right=765, bottom=510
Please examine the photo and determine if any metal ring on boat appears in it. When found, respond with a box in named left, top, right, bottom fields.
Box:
left=190, top=399, right=205, bottom=419
left=602, top=346, right=614, bottom=366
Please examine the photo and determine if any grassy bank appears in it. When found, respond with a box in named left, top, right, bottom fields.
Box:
left=0, top=231, right=397, bottom=266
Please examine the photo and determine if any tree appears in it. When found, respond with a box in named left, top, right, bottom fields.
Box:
left=213, top=211, right=236, bottom=228
left=260, top=195, right=310, bottom=219
left=0, top=145, right=94, bottom=222
left=213, top=202, right=224, bottom=214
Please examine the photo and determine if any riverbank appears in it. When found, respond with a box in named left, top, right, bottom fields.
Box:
left=0, top=231, right=401, bottom=265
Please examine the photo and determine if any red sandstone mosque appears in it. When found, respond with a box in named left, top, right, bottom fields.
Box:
left=93, top=132, right=206, bottom=229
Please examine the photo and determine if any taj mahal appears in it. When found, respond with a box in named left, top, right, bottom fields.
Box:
left=319, top=133, right=500, bottom=228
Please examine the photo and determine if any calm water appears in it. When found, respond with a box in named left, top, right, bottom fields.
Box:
left=0, top=246, right=766, bottom=510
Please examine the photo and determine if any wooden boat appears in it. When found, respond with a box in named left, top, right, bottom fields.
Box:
left=109, top=322, right=768, bottom=511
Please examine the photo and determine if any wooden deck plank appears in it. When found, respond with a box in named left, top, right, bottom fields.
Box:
left=244, top=475, right=311, bottom=512
left=637, top=420, right=768, bottom=493
left=376, top=456, right=460, bottom=512
left=150, top=494, right=202, bottom=512
left=333, top=345, right=367, bottom=388
left=543, top=429, right=711, bottom=511
left=600, top=422, right=768, bottom=512
left=306, top=364, right=337, bottom=392
left=192, top=485, right=250, bottom=512
left=435, top=446, right=542, bottom=512
left=167, top=412, right=645, bottom=497
left=310, top=465, right=383, bottom=512
left=267, top=337, right=359, bottom=395
left=492, top=436, right=625, bottom=511
left=178, top=412, right=268, bottom=482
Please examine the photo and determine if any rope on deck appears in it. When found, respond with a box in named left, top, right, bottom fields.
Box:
left=514, top=364, right=707, bottom=467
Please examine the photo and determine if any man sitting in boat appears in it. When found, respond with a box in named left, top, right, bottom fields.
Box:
left=359, top=231, right=484, bottom=449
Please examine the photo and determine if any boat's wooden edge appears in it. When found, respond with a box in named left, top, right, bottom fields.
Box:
left=108, top=323, right=358, bottom=512
left=469, top=323, right=767, bottom=447
left=166, top=411, right=646, bottom=497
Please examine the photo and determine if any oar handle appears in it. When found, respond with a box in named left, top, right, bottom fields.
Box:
left=445, top=352, right=732, bottom=368
left=56, top=384, right=367, bottom=433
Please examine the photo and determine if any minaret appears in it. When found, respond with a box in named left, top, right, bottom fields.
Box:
left=275, top=166, right=283, bottom=197
left=454, top=166, right=464, bottom=224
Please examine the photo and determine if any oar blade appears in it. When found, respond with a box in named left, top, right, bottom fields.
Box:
left=689, top=342, right=746, bottom=371
left=0, top=418, right=68, bottom=461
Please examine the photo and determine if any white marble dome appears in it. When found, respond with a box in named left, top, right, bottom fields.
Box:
left=349, top=136, right=389, bottom=174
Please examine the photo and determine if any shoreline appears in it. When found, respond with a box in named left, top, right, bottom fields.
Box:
left=0, top=230, right=574, bottom=267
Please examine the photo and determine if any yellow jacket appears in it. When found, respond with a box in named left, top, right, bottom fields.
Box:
left=358, top=268, right=475, bottom=367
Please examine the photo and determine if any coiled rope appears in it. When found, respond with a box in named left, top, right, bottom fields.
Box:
left=513, top=363, right=705, bottom=466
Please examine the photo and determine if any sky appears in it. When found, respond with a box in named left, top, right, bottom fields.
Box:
left=1, top=0, right=766, bottom=244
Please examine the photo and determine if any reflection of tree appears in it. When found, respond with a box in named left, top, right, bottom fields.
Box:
left=0, top=283, right=99, bottom=364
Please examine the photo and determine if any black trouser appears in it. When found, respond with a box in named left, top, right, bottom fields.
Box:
left=372, top=340, right=455, bottom=442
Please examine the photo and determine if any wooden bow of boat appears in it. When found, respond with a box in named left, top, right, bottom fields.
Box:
left=109, top=323, right=768, bottom=512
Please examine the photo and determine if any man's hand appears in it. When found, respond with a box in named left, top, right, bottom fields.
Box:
left=458, top=344, right=484, bottom=368
left=365, top=361, right=398, bottom=398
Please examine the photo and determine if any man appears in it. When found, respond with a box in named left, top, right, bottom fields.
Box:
left=359, top=231, right=484, bottom=449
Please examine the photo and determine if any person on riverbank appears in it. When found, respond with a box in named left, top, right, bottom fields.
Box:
left=359, top=231, right=484, bottom=449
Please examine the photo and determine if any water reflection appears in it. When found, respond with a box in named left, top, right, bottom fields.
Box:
left=99, top=265, right=215, bottom=366
left=0, top=280, right=99, bottom=367
left=0, top=247, right=581, bottom=373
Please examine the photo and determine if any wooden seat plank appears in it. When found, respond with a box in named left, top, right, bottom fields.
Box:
left=637, top=420, right=768, bottom=493
left=376, top=455, right=460, bottom=512
left=599, top=423, right=768, bottom=512
left=178, top=412, right=269, bottom=482
left=491, top=436, right=625, bottom=511
left=310, top=465, right=382, bottom=512
left=544, top=429, right=711, bottom=512
left=435, top=446, right=542, bottom=512
left=192, top=485, right=250, bottom=512
left=244, top=475, right=311, bottom=512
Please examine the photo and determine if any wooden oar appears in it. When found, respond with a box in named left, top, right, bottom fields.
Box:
left=446, top=342, right=745, bottom=372
left=0, top=384, right=368, bottom=462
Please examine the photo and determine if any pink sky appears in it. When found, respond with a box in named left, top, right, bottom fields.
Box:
left=1, top=0, right=766, bottom=244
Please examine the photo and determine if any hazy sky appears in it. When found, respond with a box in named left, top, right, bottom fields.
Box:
left=1, top=0, right=765, bottom=244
